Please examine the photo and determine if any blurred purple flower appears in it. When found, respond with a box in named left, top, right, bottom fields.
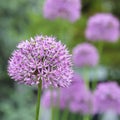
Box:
left=85, top=13, right=120, bottom=42
left=41, top=73, right=92, bottom=114
left=43, top=0, right=81, bottom=22
left=41, top=90, right=58, bottom=108
left=68, top=82, right=92, bottom=114
left=72, top=43, right=99, bottom=67
left=93, top=82, right=120, bottom=114
left=8, top=35, right=73, bottom=88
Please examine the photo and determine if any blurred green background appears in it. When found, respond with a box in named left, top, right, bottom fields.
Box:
left=0, top=0, right=120, bottom=120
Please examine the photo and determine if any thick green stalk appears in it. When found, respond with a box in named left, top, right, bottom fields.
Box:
left=98, top=41, right=104, bottom=62
left=35, top=81, right=42, bottom=120
left=92, top=42, right=104, bottom=90
left=51, top=88, right=55, bottom=120
left=91, top=67, right=98, bottom=90
left=51, top=107, right=54, bottom=120
left=83, top=115, right=90, bottom=120
left=51, top=89, right=60, bottom=120
left=83, top=67, right=89, bottom=89
left=83, top=67, right=91, bottom=120
left=55, top=89, right=60, bottom=120
left=61, top=109, right=69, bottom=120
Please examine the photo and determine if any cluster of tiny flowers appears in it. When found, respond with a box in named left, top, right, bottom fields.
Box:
left=93, top=82, right=120, bottom=114
left=72, top=43, right=99, bottom=67
left=85, top=13, right=120, bottom=42
left=41, top=73, right=92, bottom=114
left=8, top=35, right=73, bottom=88
left=43, top=0, right=81, bottom=22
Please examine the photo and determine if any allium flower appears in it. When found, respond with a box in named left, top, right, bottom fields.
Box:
left=43, top=0, right=81, bottom=22
left=72, top=43, right=99, bottom=67
left=85, top=13, right=120, bottom=42
left=8, top=35, right=73, bottom=88
left=68, top=76, right=92, bottom=114
left=68, top=90, right=92, bottom=114
left=41, top=73, right=92, bottom=114
left=93, top=82, right=120, bottom=114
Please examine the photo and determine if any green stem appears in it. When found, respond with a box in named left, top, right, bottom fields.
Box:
left=51, top=107, right=55, bottom=120
left=56, top=89, right=60, bottom=120
left=35, top=81, right=42, bottom=120
left=92, top=41, right=104, bottom=90
left=83, top=67, right=89, bottom=88
left=71, top=114, right=75, bottom=120
left=98, top=41, right=104, bottom=61
left=83, top=68, right=91, bottom=120
left=83, top=115, right=90, bottom=120
left=61, top=109, right=69, bottom=120
left=50, top=88, right=55, bottom=120
left=55, top=108, right=59, bottom=120
left=91, top=67, right=98, bottom=90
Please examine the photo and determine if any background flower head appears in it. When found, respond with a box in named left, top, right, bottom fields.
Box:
left=72, top=43, right=99, bottom=67
left=43, top=0, right=81, bottom=22
left=8, top=35, right=73, bottom=88
left=85, top=13, right=120, bottom=42
left=68, top=85, right=92, bottom=114
left=41, top=73, right=92, bottom=114
left=93, top=82, right=120, bottom=114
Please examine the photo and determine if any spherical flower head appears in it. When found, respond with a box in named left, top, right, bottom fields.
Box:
left=67, top=74, right=92, bottom=114
left=85, top=13, right=120, bottom=42
left=41, top=73, right=92, bottom=114
left=43, top=0, right=81, bottom=22
left=93, top=82, right=120, bottom=114
left=8, top=35, right=73, bottom=88
left=72, top=43, right=99, bottom=67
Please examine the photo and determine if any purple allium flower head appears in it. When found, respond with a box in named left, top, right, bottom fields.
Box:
left=67, top=75, right=92, bottom=114
left=85, top=13, right=120, bottom=42
left=41, top=73, right=92, bottom=114
left=43, top=0, right=81, bottom=22
left=72, top=43, right=99, bottom=67
left=8, top=35, right=73, bottom=88
left=93, top=82, right=120, bottom=114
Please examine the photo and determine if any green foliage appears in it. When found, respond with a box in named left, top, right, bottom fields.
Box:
left=0, top=85, right=35, bottom=120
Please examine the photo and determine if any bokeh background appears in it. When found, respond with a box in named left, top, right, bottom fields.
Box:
left=0, top=0, right=120, bottom=120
